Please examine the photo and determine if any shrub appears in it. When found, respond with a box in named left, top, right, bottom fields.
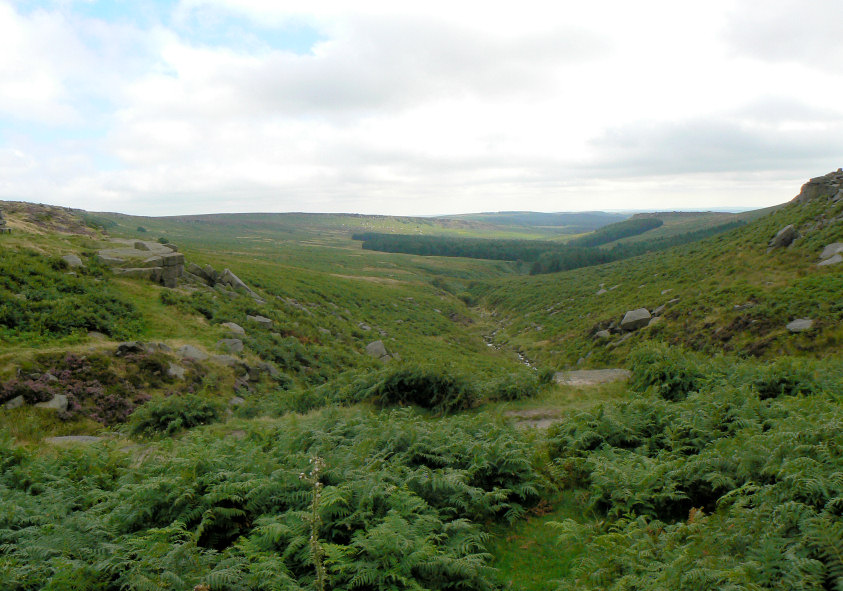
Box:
left=629, top=343, right=706, bottom=401
left=372, top=365, right=478, bottom=414
left=128, top=394, right=222, bottom=437
left=484, top=372, right=541, bottom=401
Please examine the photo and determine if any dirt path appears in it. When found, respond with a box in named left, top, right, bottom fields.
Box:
left=505, top=368, right=631, bottom=429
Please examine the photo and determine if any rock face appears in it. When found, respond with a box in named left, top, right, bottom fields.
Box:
left=768, top=225, right=798, bottom=250
left=793, top=169, right=843, bottom=203
left=62, top=254, right=84, bottom=268
left=786, top=318, right=814, bottom=333
left=621, top=308, right=651, bottom=331
left=365, top=340, right=391, bottom=361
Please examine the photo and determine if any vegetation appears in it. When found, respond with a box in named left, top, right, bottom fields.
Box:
left=567, top=216, right=663, bottom=247
left=1, top=172, right=842, bottom=589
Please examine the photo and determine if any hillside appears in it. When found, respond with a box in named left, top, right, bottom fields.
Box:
left=1, top=171, right=843, bottom=590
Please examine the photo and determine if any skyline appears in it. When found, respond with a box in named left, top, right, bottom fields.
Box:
left=2, top=0, right=842, bottom=216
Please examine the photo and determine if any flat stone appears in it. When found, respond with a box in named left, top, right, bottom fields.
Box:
left=247, top=314, right=272, bottom=328
left=818, top=254, right=842, bottom=267
left=786, top=318, right=814, bottom=333
left=62, top=254, right=84, bottom=268
left=178, top=345, right=208, bottom=361
left=34, top=394, right=68, bottom=412
left=45, top=436, right=103, bottom=444
left=554, top=369, right=631, bottom=386
left=221, top=322, right=245, bottom=335
left=820, top=243, right=843, bottom=260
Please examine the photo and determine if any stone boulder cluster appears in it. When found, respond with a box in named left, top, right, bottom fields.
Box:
left=185, top=264, right=265, bottom=303
left=593, top=298, right=679, bottom=347
left=97, top=240, right=185, bottom=288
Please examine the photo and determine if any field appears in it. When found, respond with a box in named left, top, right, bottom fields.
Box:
left=1, top=172, right=842, bottom=590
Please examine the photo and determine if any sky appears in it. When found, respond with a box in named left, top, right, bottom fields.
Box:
left=1, top=0, right=843, bottom=216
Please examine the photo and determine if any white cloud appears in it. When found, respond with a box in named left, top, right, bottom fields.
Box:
left=0, top=0, right=842, bottom=215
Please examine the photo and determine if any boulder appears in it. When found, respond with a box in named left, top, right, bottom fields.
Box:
left=358, top=322, right=372, bottom=331
left=247, top=314, right=273, bottom=328
left=3, top=395, right=24, bottom=409
left=786, top=318, right=814, bottom=333
left=768, top=224, right=798, bottom=250
left=653, top=304, right=666, bottom=316
left=34, top=394, right=68, bottom=412
left=820, top=243, right=843, bottom=260
left=818, top=254, right=842, bottom=267
left=178, top=345, right=208, bottom=361
left=219, top=269, right=250, bottom=291
left=62, top=254, right=84, bottom=268
left=621, top=308, right=651, bottom=331
left=221, top=322, right=246, bottom=335
left=97, top=254, right=124, bottom=267
left=596, top=288, right=607, bottom=295
left=116, top=267, right=158, bottom=280
left=595, top=330, right=611, bottom=339
left=134, top=241, right=151, bottom=251
left=116, top=341, right=145, bottom=356
left=167, top=362, right=186, bottom=380
left=217, top=338, right=244, bottom=354
left=648, top=316, right=662, bottom=327
left=365, top=340, right=390, bottom=360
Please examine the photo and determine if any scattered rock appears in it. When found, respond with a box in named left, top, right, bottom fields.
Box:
left=365, top=340, right=391, bottom=361
left=653, top=304, right=666, bottom=316
left=647, top=316, right=662, bottom=327
left=247, top=314, right=273, bottom=328
left=621, top=308, right=651, bottom=331
left=595, top=330, right=611, bottom=339
left=178, top=345, right=208, bottom=361
left=62, top=254, right=84, bottom=268
left=818, top=254, right=842, bottom=267
left=134, top=241, right=150, bottom=251
left=219, top=269, right=252, bottom=293
left=820, top=243, right=843, bottom=260
left=34, top=394, right=68, bottom=412
left=217, top=338, right=244, bottom=354
left=358, top=322, right=372, bottom=331
left=786, top=318, right=814, bottom=333
left=167, top=362, right=186, bottom=379
left=596, top=288, right=607, bottom=295
left=661, top=289, right=672, bottom=295
left=115, top=341, right=145, bottom=356
left=768, top=224, right=798, bottom=250
left=221, top=322, right=246, bottom=335
left=3, top=395, right=24, bottom=409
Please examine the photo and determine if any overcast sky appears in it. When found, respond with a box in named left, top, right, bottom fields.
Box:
left=2, top=0, right=842, bottom=216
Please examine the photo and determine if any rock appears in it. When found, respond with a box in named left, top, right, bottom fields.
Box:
left=229, top=396, right=246, bottom=407
left=62, top=254, right=84, bottom=268
left=768, top=224, right=798, bottom=250
left=221, top=322, right=246, bottom=335
left=621, top=308, right=651, bottom=331
left=667, top=298, right=680, bottom=304
left=116, top=267, right=158, bottom=280
left=365, top=340, right=389, bottom=360
left=97, top=254, right=124, bottom=266
left=167, top=363, right=186, bottom=379
left=247, top=314, right=273, bottom=328
left=794, top=171, right=843, bottom=203
left=116, top=341, right=145, bottom=356
left=595, top=330, right=611, bottom=339
left=786, top=318, right=814, bottom=333
left=217, top=338, right=244, bottom=354
left=358, top=322, right=372, bottom=331
left=554, top=369, right=631, bottom=386
left=647, top=316, right=662, bottom=327
left=818, top=254, right=842, bottom=266
left=820, top=243, right=843, bottom=260
left=596, top=289, right=607, bottom=295
left=34, top=394, right=68, bottom=412
left=219, top=269, right=250, bottom=291
left=3, top=395, right=24, bottom=410
left=661, top=289, right=672, bottom=295
left=609, top=333, right=634, bottom=348
left=178, top=345, right=208, bottom=361
left=45, top=436, right=103, bottom=444
left=653, top=304, right=666, bottom=316
left=134, top=241, right=150, bottom=251
left=248, top=362, right=279, bottom=381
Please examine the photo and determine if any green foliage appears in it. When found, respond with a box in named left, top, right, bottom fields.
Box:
left=0, top=409, right=541, bottom=589
left=127, top=394, right=223, bottom=436
left=629, top=343, right=707, bottom=400
left=483, top=371, right=542, bottom=402
left=568, top=216, right=663, bottom=247
left=371, top=364, right=478, bottom=414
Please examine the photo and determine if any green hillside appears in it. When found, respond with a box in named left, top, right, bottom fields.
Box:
left=1, top=171, right=843, bottom=590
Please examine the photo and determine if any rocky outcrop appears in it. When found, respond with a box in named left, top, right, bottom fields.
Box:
left=793, top=169, right=843, bottom=203
left=98, top=240, right=184, bottom=288
left=818, top=243, right=843, bottom=267
left=621, top=308, right=651, bottom=331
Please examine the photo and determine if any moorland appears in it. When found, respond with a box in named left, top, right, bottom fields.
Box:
left=1, top=170, right=842, bottom=590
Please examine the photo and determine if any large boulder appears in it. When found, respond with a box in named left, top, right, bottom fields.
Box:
left=621, top=308, right=651, bottom=331
left=768, top=225, right=798, bottom=250
left=365, top=340, right=391, bottom=361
